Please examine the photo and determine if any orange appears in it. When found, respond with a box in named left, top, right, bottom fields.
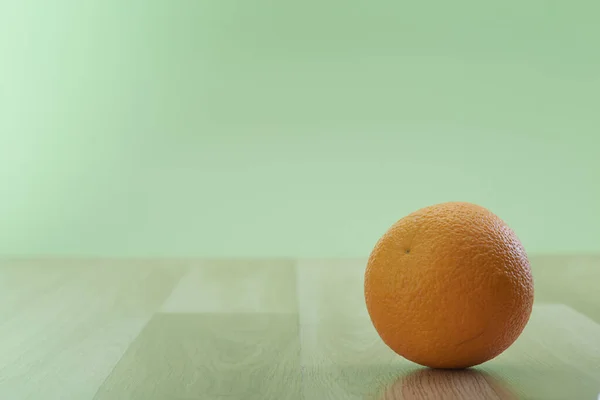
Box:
left=364, top=202, right=534, bottom=369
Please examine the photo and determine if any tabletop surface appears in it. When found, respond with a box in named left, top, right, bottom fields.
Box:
left=0, top=256, right=598, bottom=400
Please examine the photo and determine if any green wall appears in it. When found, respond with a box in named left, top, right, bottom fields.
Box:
left=1, top=1, right=598, bottom=257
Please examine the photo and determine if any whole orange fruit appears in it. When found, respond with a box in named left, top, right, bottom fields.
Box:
left=364, top=202, right=534, bottom=369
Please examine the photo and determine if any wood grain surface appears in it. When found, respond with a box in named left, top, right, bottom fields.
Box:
left=0, top=256, right=598, bottom=399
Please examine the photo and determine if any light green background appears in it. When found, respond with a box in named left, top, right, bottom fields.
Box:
left=1, top=1, right=598, bottom=257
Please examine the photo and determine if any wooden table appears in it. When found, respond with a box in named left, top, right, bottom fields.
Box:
left=0, top=256, right=598, bottom=399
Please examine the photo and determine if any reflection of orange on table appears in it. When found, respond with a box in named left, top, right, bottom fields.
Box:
left=380, top=368, right=517, bottom=400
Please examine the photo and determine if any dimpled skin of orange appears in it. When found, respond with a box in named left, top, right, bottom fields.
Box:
left=364, top=202, right=534, bottom=369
